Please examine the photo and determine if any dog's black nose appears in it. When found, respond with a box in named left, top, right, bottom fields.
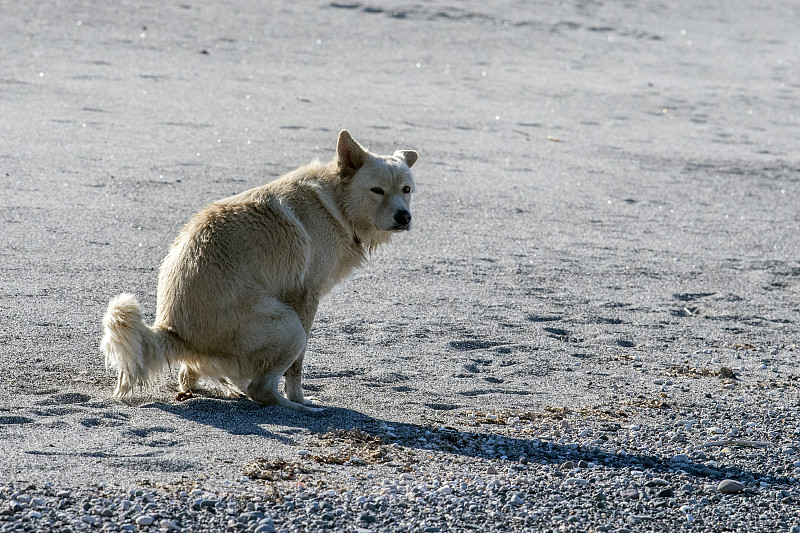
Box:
left=394, top=210, right=412, bottom=226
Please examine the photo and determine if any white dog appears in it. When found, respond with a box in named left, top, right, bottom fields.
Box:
left=101, top=130, right=417, bottom=412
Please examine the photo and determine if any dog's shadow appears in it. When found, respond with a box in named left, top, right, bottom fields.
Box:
left=145, top=396, right=786, bottom=485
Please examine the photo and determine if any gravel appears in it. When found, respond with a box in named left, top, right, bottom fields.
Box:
left=2, top=381, right=799, bottom=532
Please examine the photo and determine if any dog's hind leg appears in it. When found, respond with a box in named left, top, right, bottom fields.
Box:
left=178, top=363, right=199, bottom=393
left=242, top=297, right=321, bottom=413
left=248, top=372, right=321, bottom=413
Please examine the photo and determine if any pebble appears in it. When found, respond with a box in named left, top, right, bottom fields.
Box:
left=718, top=480, right=746, bottom=494
left=161, top=519, right=180, bottom=530
left=135, top=515, right=155, bottom=526
left=565, top=478, right=589, bottom=486
left=254, top=523, right=275, bottom=533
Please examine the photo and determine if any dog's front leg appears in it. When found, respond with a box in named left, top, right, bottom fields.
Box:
left=284, top=351, right=308, bottom=404
left=284, top=295, right=319, bottom=406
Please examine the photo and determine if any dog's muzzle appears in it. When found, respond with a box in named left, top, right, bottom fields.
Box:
left=393, top=210, right=412, bottom=231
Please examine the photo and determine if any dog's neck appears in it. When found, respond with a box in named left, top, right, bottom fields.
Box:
left=308, top=162, right=393, bottom=255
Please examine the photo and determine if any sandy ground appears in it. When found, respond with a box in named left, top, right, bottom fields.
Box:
left=1, top=0, right=799, bottom=491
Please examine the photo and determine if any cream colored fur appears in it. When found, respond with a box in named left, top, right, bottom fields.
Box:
left=101, top=130, right=417, bottom=412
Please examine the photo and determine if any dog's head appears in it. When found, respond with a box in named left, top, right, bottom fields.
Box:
left=336, top=130, right=417, bottom=239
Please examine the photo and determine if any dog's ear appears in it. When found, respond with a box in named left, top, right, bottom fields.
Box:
left=337, top=130, right=366, bottom=171
left=394, top=149, right=418, bottom=168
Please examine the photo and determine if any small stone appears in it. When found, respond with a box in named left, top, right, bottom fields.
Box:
left=718, top=479, right=745, bottom=494
left=56, top=490, right=72, bottom=498
left=135, top=515, right=155, bottom=526
left=487, top=466, right=498, bottom=474
left=653, top=379, right=665, bottom=385
left=656, top=488, right=675, bottom=498
left=359, top=512, right=376, bottom=523
left=160, top=519, right=180, bottom=530
left=565, top=478, right=589, bottom=486
left=239, top=511, right=266, bottom=522
left=508, top=493, right=524, bottom=506
left=620, top=489, right=640, bottom=500
left=577, top=460, right=589, bottom=468
left=644, top=478, right=669, bottom=487
left=560, top=461, right=575, bottom=470
left=718, top=367, right=735, bottom=379
left=254, top=519, right=276, bottom=533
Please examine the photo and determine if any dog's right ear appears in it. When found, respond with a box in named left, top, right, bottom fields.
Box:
left=337, top=130, right=366, bottom=171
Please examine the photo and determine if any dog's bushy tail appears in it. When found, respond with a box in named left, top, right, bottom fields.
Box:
left=101, top=293, right=183, bottom=398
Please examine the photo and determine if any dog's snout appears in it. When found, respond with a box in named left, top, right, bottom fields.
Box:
left=394, top=210, right=412, bottom=226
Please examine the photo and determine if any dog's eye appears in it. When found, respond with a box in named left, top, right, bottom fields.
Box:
left=402, top=186, right=411, bottom=194
left=370, top=187, right=384, bottom=195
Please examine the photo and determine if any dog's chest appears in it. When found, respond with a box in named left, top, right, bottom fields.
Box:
left=305, top=237, right=364, bottom=297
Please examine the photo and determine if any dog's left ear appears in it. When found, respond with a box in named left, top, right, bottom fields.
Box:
left=394, top=149, right=418, bottom=168
left=337, top=130, right=367, bottom=171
